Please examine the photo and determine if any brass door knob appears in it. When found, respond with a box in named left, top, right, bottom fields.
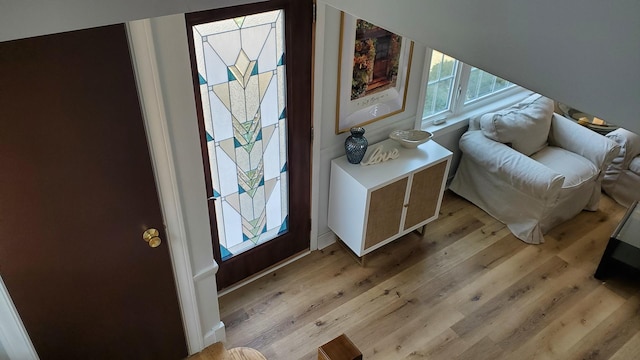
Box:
left=143, top=228, right=162, bottom=248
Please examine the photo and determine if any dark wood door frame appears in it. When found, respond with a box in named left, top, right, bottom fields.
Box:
left=185, top=0, right=313, bottom=290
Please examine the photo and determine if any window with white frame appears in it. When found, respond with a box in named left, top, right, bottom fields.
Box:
left=422, top=49, right=519, bottom=124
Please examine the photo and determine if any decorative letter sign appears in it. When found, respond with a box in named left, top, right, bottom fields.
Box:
left=361, top=146, right=400, bottom=166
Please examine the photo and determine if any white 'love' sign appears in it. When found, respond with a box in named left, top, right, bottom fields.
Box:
left=361, top=146, right=400, bottom=166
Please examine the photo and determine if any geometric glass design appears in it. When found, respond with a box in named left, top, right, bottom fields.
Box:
left=192, top=10, right=289, bottom=260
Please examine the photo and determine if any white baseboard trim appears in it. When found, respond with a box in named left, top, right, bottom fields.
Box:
left=318, top=231, right=338, bottom=250
left=203, top=321, right=226, bottom=348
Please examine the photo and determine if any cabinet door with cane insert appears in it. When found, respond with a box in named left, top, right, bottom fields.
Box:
left=364, top=177, right=408, bottom=250
left=404, top=160, right=448, bottom=230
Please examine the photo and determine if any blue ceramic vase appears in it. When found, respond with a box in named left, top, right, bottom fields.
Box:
left=345, top=127, right=368, bottom=164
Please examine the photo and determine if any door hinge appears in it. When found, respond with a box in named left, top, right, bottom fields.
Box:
left=312, top=2, right=317, bottom=23
left=311, top=126, right=315, bottom=141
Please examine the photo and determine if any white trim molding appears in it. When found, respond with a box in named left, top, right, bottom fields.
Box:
left=0, top=278, right=39, bottom=360
left=204, top=321, right=227, bottom=347
left=127, top=19, right=206, bottom=355
left=193, top=262, right=219, bottom=283
left=310, top=1, right=326, bottom=252
left=318, top=231, right=338, bottom=250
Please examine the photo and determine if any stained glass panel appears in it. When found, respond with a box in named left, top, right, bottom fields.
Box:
left=192, top=10, right=288, bottom=260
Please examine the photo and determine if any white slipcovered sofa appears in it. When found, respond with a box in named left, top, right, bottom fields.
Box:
left=602, top=128, right=640, bottom=207
left=450, top=94, right=619, bottom=244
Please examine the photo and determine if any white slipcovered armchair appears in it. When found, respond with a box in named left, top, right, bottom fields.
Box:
left=602, top=128, right=640, bottom=207
left=450, top=94, right=619, bottom=244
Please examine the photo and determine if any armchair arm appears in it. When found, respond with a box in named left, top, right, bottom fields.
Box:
left=606, top=128, right=640, bottom=169
left=459, top=131, right=565, bottom=199
left=549, top=114, right=620, bottom=171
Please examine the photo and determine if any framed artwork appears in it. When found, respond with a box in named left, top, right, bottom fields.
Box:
left=335, top=12, right=414, bottom=134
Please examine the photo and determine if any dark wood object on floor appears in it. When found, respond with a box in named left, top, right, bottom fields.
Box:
left=318, top=334, right=362, bottom=360
left=595, top=200, right=640, bottom=280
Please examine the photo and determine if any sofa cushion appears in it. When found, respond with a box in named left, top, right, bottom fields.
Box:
left=607, top=128, right=640, bottom=169
left=531, top=146, right=598, bottom=188
left=630, top=157, right=640, bottom=175
left=479, top=94, right=554, bottom=156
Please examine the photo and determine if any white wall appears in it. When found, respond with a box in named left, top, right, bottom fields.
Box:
left=3, top=0, right=634, bottom=132
left=0, top=342, right=7, bottom=360
left=0, top=0, right=261, bottom=42
left=321, top=0, right=640, bottom=135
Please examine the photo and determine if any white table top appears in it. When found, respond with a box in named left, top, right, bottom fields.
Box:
left=331, top=139, right=452, bottom=190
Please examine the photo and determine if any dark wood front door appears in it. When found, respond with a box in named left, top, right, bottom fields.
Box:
left=0, top=25, right=187, bottom=359
left=185, top=0, right=313, bottom=290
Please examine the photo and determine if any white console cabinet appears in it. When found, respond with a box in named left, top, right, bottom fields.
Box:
left=328, top=139, right=452, bottom=257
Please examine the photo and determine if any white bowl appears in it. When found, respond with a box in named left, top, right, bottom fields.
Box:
left=389, top=129, right=433, bottom=148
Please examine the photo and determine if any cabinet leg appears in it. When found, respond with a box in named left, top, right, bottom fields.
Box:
left=413, top=224, right=427, bottom=238
left=337, top=238, right=366, bottom=267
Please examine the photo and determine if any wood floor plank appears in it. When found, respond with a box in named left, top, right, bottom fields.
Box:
left=564, top=293, right=640, bottom=360
left=351, top=234, right=520, bottom=359
left=450, top=255, right=570, bottom=340
left=489, top=267, right=601, bottom=352
left=502, top=285, right=626, bottom=360
left=214, top=192, right=637, bottom=360
left=449, top=244, right=549, bottom=316
left=402, top=328, right=468, bottom=359
left=265, top=221, right=509, bottom=359
left=358, top=300, right=465, bottom=359
left=224, top=218, right=484, bottom=351
left=609, top=331, right=640, bottom=360
left=488, top=219, right=626, bottom=352
left=455, top=336, right=504, bottom=360
left=221, top=195, right=490, bottom=349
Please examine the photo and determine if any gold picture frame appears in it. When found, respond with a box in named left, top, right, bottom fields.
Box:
left=335, top=12, right=414, bottom=134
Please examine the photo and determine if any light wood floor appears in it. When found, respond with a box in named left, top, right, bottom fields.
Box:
left=217, top=191, right=640, bottom=359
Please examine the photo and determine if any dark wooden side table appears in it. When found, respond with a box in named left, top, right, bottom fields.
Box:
left=595, top=200, right=640, bottom=280
left=318, top=334, right=363, bottom=360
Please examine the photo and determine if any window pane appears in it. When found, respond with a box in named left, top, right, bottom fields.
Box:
left=192, top=10, right=289, bottom=260
left=465, top=67, right=513, bottom=104
left=423, top=50, right=458, bottom=118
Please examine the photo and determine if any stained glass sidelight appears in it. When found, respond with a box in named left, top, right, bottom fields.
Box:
left=192, top=10, right=288, bottom=260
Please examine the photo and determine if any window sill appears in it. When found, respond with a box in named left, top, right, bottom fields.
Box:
left=423, top=89, right=535, bottom=137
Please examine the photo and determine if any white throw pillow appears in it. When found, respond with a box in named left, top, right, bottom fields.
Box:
left=479, top=94, right=554, bottom=156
